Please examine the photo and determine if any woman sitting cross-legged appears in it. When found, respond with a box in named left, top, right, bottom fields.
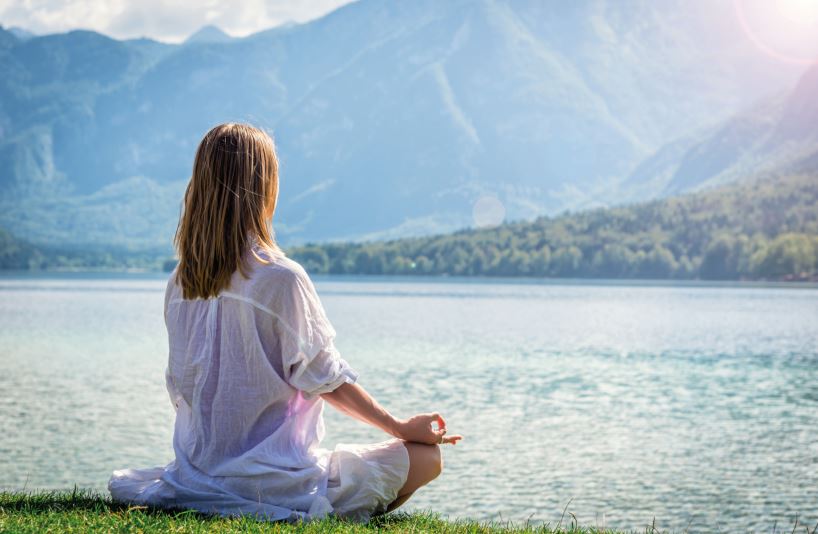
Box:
left=108, top=123, right=462, bottom=522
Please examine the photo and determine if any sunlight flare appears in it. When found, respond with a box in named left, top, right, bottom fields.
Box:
left=735, top=0, right=818, bottom=64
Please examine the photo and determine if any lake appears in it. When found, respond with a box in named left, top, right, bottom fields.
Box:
left=1, top=273, right=817, bottom=531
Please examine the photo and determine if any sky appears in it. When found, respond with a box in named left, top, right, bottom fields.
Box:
left=1, top=0, right=816, bottom=61
left=0, top=0, right=355, bottom=43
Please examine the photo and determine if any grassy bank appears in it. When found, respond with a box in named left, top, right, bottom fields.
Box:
left=0, top=490, right=623, bottom=533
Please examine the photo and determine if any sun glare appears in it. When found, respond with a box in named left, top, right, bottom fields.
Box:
left=734, top=0, right=818, bottom=64
left=780, top=0, right=818, bottom=22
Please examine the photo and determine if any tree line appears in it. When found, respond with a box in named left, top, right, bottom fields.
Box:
left=3, top=173, right=817, bottom=281
left=288, top=174, right=818, bottom=281
left=0, top=229, right=168, bottom=271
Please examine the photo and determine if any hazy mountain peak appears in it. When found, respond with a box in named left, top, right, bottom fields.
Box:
left=621, top=60, right=818, bottom=199
left=776, top=63, right=818, bottom=141
left=184, top=24, right=232, bottom=44
left=8, top=26, right=36, bottom=41
left=0, top=25, right=18, bottom=48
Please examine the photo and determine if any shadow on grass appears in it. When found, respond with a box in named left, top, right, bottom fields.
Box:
left=0, top=488, right=422, bottom=529
left=1, top=488, right=195, bottom=517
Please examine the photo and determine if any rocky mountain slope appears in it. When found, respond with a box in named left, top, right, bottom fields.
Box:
left=0, top=0, right=809, bottom=249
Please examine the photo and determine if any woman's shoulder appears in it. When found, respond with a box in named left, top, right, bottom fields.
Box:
left=245, top=246, right=313, bottom=294
left=248, top=245, right=305, bottom=278
left=240, top=252, right=325, bottom=322
left=165, top=265, right=180, bottom=296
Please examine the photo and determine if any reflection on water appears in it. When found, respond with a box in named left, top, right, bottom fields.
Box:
left=1, top=274, right=817, bottom=531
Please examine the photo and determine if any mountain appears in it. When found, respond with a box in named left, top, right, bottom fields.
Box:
left=0, top=225, right=173, bottom=270
left=0, top=0, right=809, bottom=250
left=184, top=25, right=233, bottom=44
left=7, top=26, right=36, bottom=41
left=621, top=63, right=818, bottom=198
left=0, top=227, right=43, bottom=268
left=0, top=25, right=35, bottom=45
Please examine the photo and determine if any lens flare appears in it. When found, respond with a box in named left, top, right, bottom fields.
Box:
left=734, top=0, right=818, bottom=65
left=472, top=195, right=505, bottom=228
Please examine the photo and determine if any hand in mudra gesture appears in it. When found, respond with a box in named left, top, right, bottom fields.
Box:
left=396, top=413, right=462, bottom=445
left=320, top=383, right=463, bottom=445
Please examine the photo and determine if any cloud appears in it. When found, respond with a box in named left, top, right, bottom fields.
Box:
left=0, top=0, right=354, bottom=42
left=290, top=178, right=336, bottom=203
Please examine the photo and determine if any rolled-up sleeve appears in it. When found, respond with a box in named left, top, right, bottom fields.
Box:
left=276, top=267, right=358, bottom=399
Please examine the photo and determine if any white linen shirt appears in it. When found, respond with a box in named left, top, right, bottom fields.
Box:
left=109, top=244, right=359, bottom=520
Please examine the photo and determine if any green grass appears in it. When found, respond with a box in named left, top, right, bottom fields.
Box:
left=6, top=490, right=816, bottom=534
left=0, top=489, right=624, bottom=533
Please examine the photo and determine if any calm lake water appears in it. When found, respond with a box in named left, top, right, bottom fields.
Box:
left=1, top=273, right=817, bottom=531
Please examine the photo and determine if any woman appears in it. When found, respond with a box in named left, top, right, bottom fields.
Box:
left=108, top=123, right=462, bottom=522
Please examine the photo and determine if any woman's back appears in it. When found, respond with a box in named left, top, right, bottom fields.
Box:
left=111, top=244, right=361, bottom=519
left=165, top=244, right=353, bottom=467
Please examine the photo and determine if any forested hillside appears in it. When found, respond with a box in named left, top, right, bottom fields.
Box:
left=289, top=174, right=818, bottom=281
left=0, top=228, right=43, bottom=269
left=4, top=173, right=817, bottom=280
left=0, top=229, right=167, bottom=270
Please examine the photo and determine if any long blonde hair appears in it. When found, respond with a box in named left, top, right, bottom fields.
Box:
left=174, top=123, right=282, bottom=300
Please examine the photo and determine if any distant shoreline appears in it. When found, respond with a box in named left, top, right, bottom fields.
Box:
left=2, top=269, right=817, bottom=290
left=4, top=174, right=817, bottom=282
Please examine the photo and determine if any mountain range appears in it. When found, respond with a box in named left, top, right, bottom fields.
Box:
left=622, top=63, right=818, bottom=199
left=0, top=0, right=815, bottom=250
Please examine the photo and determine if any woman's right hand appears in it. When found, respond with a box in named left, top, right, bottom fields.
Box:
left=394, top=413, right=463, bottom=445
left=321, top=383, right=462, bottom=445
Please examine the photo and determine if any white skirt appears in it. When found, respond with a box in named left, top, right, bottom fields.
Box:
left=108, top=438, right=410, bottom=523
left=324, top=438, right=411, bottom=521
